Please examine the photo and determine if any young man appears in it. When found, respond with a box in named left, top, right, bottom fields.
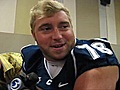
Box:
left=21, top=0, right=120, bottom=90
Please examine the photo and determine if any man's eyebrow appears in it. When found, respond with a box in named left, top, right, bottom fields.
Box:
left=39, top=23, right=51, bottom=28
left=59, top=21, right=69, bottom=24
left=38, top=22, right=70, bottom=28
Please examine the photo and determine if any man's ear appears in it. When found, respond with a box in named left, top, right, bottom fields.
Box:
left=31, top=30, right=34, bottom=36
left=31, top=30, right=37, bottom=41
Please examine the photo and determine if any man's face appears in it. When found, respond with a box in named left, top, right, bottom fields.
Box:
left=32, top=11, right=75, bottom=61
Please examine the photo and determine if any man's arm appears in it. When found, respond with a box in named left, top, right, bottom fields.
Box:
left=74, top=66, right=119, bottom=90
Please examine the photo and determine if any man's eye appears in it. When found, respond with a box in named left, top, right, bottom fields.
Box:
left=63, top=25, right=69, bottom=28
left=59, top=24, right=70, bottom=30
left=40, top=27, right=52, bottom=31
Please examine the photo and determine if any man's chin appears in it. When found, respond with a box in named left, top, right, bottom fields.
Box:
left=48, top=55, right=66, bottom=61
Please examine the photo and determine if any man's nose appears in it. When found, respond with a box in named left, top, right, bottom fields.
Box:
left=52, top=28, right=62, bottom=40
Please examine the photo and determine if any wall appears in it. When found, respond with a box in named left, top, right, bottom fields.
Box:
left=76, top=0, right=100, bottom=39
left=14, top=0, right=38, bottom=34
left=0, top=32, right=34, bottom=53
left=0, top=0, right=38, bottom=53
left=112, top=44, right=120, bottom=62
left=0, top=0, right=17, bottom=33
left=76, top=0, right=120, bottom=45
left=114, top=0, right=120, bottom=44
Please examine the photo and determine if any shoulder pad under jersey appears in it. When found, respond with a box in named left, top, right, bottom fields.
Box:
left=74, top=38, right=117, bottom=60
left=20, top=45, right=43, bottom=73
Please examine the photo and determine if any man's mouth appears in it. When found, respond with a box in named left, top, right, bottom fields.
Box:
left=51, top=43, right=65, bottom=48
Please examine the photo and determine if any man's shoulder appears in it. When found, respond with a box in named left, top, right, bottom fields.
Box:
left=75, top=38, right=109, bottom=45
left=74, top=38, right=118, bottom=61
left=21, top=44, right=43, bottom=61
left=72, top=38, right=119, bottom=76
left=21, top=44, right=40, bottom=55
left=21, top=44, right=43, bottom=73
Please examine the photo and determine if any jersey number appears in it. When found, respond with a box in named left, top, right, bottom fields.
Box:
left=76, top=42, right=113, bottom=60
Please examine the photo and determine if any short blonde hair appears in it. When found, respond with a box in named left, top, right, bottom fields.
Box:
left=30, top=0, right=71, bottom=30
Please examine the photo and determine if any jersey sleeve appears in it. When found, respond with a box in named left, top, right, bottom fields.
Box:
left=73, top=38, right=119, bottom=75
left=20, top=45, right=43, bottom=74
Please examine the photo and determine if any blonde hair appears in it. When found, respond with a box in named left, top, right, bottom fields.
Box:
left=30, top=0, right=71, bottom=30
